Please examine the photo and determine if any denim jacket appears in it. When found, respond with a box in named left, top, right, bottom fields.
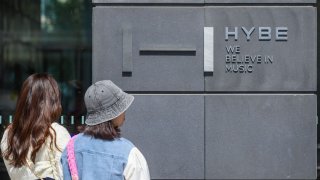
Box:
left=61, top=133, right=150, bottom=180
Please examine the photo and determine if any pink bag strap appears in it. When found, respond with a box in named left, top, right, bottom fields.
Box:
left=67, top=135, right=79, bottom=180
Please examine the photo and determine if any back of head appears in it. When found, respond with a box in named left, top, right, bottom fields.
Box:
left=83, top=80, right=134, bottom=140
left=17, top=73, right=62, bottom=123
left=3, top=73, right=62, bottom=167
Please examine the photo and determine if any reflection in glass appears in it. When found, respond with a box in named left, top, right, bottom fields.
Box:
left=0, top=1, right=92, bottom=169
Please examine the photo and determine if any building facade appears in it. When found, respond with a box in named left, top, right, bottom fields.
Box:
left=0, top=0, right=318, bottom=179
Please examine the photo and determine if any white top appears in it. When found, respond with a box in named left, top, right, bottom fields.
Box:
left=124, top=147, right=150, bottom=180
left=1, top=122, right=70, bottom=180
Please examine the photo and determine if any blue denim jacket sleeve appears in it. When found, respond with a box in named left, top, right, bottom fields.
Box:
left=61, top=149, right=72, bottom=180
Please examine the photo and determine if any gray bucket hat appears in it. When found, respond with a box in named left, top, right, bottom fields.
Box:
left=84, top=80, right=134, bottom=125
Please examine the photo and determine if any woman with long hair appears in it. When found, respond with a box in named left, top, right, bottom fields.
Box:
left=1, top=73, right=70, bottom=180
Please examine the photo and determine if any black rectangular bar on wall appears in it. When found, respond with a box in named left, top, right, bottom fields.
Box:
left=139, top=48, right=196, bottom=56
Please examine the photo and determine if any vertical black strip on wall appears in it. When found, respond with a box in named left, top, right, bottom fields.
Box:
left=122, top=25, right=133, bottom=77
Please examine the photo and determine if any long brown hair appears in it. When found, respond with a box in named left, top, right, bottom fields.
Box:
left=3, top=73, right=62, bottom=167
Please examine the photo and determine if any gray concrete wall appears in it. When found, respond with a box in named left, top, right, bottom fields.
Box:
left=205, top=7, right=316, bottom=91
left=92, top=1, right=317, bottom=179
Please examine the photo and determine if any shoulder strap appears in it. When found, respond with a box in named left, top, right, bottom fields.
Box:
left=67, top=135, right=79, bottom=180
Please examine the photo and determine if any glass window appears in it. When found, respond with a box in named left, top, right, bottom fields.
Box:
left=0, top=0, right=91, bottom=177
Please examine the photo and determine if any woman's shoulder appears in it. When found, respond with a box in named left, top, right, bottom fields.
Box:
left=1, top=125, right=12, bottom=142
left=50, top=122, right=71, bottom=150
left=51, top=122, right=70, bottom=137
left=51, top=122, right=66, bottom=130
left=119, top=137, right=136, bottom=148
left=1, top=126, right=12, bottom=152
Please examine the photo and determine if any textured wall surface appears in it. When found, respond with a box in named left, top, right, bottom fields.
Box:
left=123, top=95, right=205, bottom=179
left=205, top=7, right=316, bottom=91
left=93, top=7, right=204, bottom=91
left=205, top=95, right=316, bottom=179
left=93, top=1, right=317, bottom=179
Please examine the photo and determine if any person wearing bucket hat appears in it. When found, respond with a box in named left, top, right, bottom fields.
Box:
left=61, top=80, right=150, bottom=180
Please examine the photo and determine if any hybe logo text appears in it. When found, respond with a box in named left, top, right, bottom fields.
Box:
left=225, top=26, right=288, bottom=41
